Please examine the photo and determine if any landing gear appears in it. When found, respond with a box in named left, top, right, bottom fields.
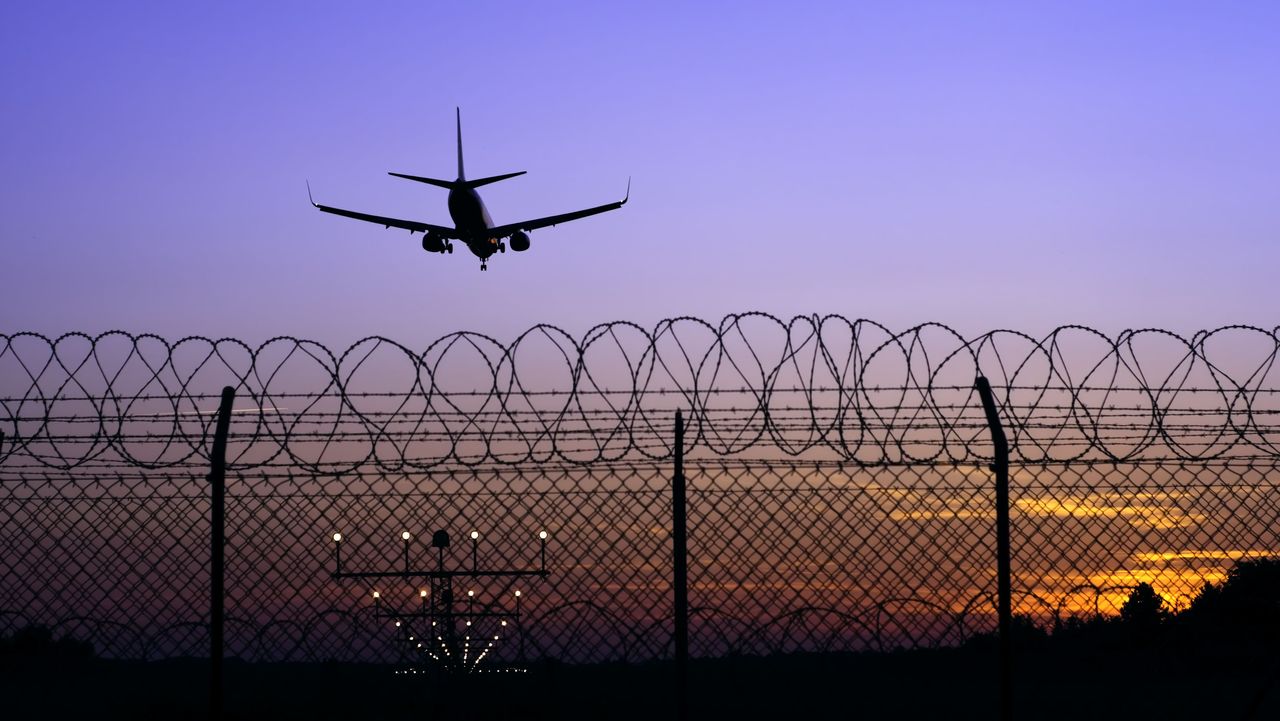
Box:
left=481, top=260, right=488, bottom=271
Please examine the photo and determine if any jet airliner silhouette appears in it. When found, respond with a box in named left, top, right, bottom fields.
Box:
left=310, top=108, right=629, bottom=270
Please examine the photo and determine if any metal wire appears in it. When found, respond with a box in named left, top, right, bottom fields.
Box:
left=1, top=315, right=1278, bottom=663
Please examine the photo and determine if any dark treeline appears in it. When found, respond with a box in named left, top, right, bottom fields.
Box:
left=5, top=558, right=1279, bottom=665
left=3, top=558, right=1278, bottom=720
left=963, top=557, right=1280, bottom=654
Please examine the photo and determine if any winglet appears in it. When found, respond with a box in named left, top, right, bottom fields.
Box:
left=621, top=176, right=631, bottom=204
left=306, top=180, right=317, bottom=207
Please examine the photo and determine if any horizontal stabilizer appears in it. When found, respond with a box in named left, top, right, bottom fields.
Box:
left=463, top=171, right=526, bottom=189
left=388, top=172, right=456, bottom=189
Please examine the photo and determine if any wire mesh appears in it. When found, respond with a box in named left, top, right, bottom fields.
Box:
left=2, top=316, right=1278, bottom=663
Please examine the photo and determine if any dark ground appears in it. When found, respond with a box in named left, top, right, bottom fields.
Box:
left=3, top=643, right=1277, bottom=721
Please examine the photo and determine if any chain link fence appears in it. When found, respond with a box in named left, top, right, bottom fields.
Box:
left=2, top=316, right=1278, bottom=664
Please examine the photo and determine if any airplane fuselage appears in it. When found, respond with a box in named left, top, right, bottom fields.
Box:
left=447, top=185, right=499, bottom=259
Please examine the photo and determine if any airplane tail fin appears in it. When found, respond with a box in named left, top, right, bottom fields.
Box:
left=390, top=109, right=521, bottom=190
left=456, top=107, right=465, bottom=181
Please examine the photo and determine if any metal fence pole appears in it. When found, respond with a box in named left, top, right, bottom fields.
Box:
left=975, top=376, right=1012, bottom=721
left=672, top=409, right=689, bottom=720
left=208, top=386, right=235, bottom=720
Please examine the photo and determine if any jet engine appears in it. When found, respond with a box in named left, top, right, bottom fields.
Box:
left=422, top=232, right=445, bottom=253
left=509, top=230, right=531, bottom=252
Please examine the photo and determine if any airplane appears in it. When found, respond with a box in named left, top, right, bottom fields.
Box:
left=309, top=108, right=629, bottom=270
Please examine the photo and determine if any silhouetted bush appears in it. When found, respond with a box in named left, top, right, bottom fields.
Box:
left=0, top=626, right=96, bottom=666
left=961, top=613, right=1049, bottom=652
left=1184, top=580, right=1221, bottom=618
left=1051, top=612, right=1110, bottom=640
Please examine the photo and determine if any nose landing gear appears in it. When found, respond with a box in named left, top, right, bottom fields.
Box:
left=480, top=260, right=488, bottom=271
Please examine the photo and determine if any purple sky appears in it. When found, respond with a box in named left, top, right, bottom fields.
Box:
left=3, top=1, right=1278, bottom=346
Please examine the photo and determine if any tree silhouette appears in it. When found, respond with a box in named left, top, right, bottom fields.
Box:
left=1181, top=558, right=1280, bottom=644
left=1219, top=558, right=1280, bottom=613
left=1119, top=583, right=1168, bottom=642
left=1120, top=583, right=1167, bottom=624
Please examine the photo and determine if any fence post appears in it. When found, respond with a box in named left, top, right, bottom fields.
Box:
left=975, top=376, right=1011, bottom=721
left=672, top=409, right=689, bottom=720
left=208, top=386, right=235, bottom=721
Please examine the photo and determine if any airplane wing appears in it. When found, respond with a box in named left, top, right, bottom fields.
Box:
left=486, top=179, right=630, bottom=239
left=309, top=184, right=458, bottom=238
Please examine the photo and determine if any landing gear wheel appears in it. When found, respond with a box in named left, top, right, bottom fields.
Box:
left=481, top=261, right=488, bottom=271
